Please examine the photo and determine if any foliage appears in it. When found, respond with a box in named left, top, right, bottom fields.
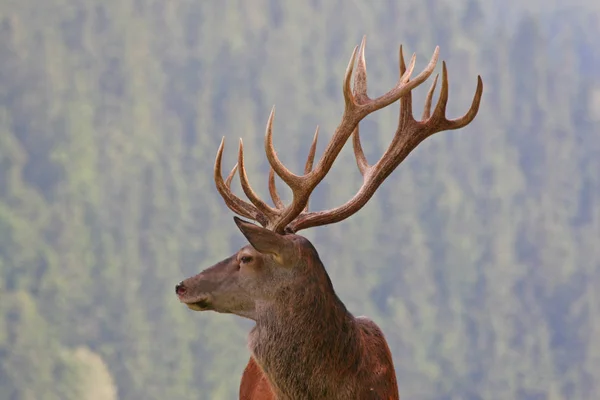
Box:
left=0, top=0, right=598, bottom=399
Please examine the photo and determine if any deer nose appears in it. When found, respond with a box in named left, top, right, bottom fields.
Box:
left=175, top=281, right=187, bottom=296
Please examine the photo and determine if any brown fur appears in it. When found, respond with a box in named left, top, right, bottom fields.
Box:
left=240, top=316, right=399, bottom=399
left=242, top=238, right=399, bottom=399
left=240, top=358, right=275, bottom=400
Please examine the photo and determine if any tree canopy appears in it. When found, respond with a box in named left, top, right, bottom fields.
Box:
left=0, top=0, right=598, bottom=399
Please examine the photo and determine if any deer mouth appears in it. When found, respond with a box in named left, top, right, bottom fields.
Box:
left=185, top=297, right=213, bottom=311
left=177, top=291, right=213, bottom=311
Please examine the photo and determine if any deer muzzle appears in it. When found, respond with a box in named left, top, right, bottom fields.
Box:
left=175, top=278, right=215, bottom=311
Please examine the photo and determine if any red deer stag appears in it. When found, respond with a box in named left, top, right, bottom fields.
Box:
left=176, top=36, right=482, bottom=399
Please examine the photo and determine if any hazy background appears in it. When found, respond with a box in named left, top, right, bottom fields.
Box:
left=0, top=0, right=599, bottom=399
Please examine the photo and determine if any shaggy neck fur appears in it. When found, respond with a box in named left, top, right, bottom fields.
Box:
left=248, top=248, right=364, bottom=399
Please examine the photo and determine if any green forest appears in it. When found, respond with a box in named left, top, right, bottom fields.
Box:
left=0, top=0, right=599, bottom=399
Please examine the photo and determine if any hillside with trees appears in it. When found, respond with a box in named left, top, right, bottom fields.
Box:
left=0, top=1, right=599, bottom=399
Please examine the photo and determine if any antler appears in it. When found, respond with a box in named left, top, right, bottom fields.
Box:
left=268, top=126, right=319, bottom=212
left=214, top=36, right=483, bottom=234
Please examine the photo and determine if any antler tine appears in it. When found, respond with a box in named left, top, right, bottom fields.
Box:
left=343, top=45, right=360, bottom=108
left=237, top=139, right=278, bottom=219
left=267, top=126, right=319, bottom=212
left=352, top=125, right=369, bottom=176
left=422, top=74, right=439, bottom=120
left=268, top=168, right=285, bottom=209
left=265, top=107, right=303, bottom=190
left=431, top=62, right=450, bottom=121
left=225, top=163, right=238, bottom=187
left=423, top=62, right=483, bottom=132
left=451, top=74, right=483, bottom=128
left=398, top=46, right=416, bottom=132
left=398, top=46, right=411, bottom=131
left=353, top=36, right=368, bottom=102
left=399, top=45, right=406, bottom=75
left=214, top=138, right=266, bottom=224
left=305, top=126, right=319, bottom=175
left=303, top=126, right=319, bottom=212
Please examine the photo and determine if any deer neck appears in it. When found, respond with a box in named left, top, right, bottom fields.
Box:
left=248, top=269, right=361, bottom=398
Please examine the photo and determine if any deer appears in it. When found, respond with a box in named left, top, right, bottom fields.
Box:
left=175, top=36, right=483, bottom=399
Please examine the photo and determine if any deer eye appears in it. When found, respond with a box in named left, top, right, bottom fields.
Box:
left=240, top=256, right=253, bottom=264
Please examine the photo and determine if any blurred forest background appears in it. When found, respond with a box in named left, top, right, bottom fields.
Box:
left=0, top=0, right=599, bottom=399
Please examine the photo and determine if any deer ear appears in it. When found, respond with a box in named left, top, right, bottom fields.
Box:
left=233, top=217, right=290, bottom=260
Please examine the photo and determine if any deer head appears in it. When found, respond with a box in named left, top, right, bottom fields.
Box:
left=176, top=37, right=482, bottom=320
left=175, top=216, right=323, bottom=320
